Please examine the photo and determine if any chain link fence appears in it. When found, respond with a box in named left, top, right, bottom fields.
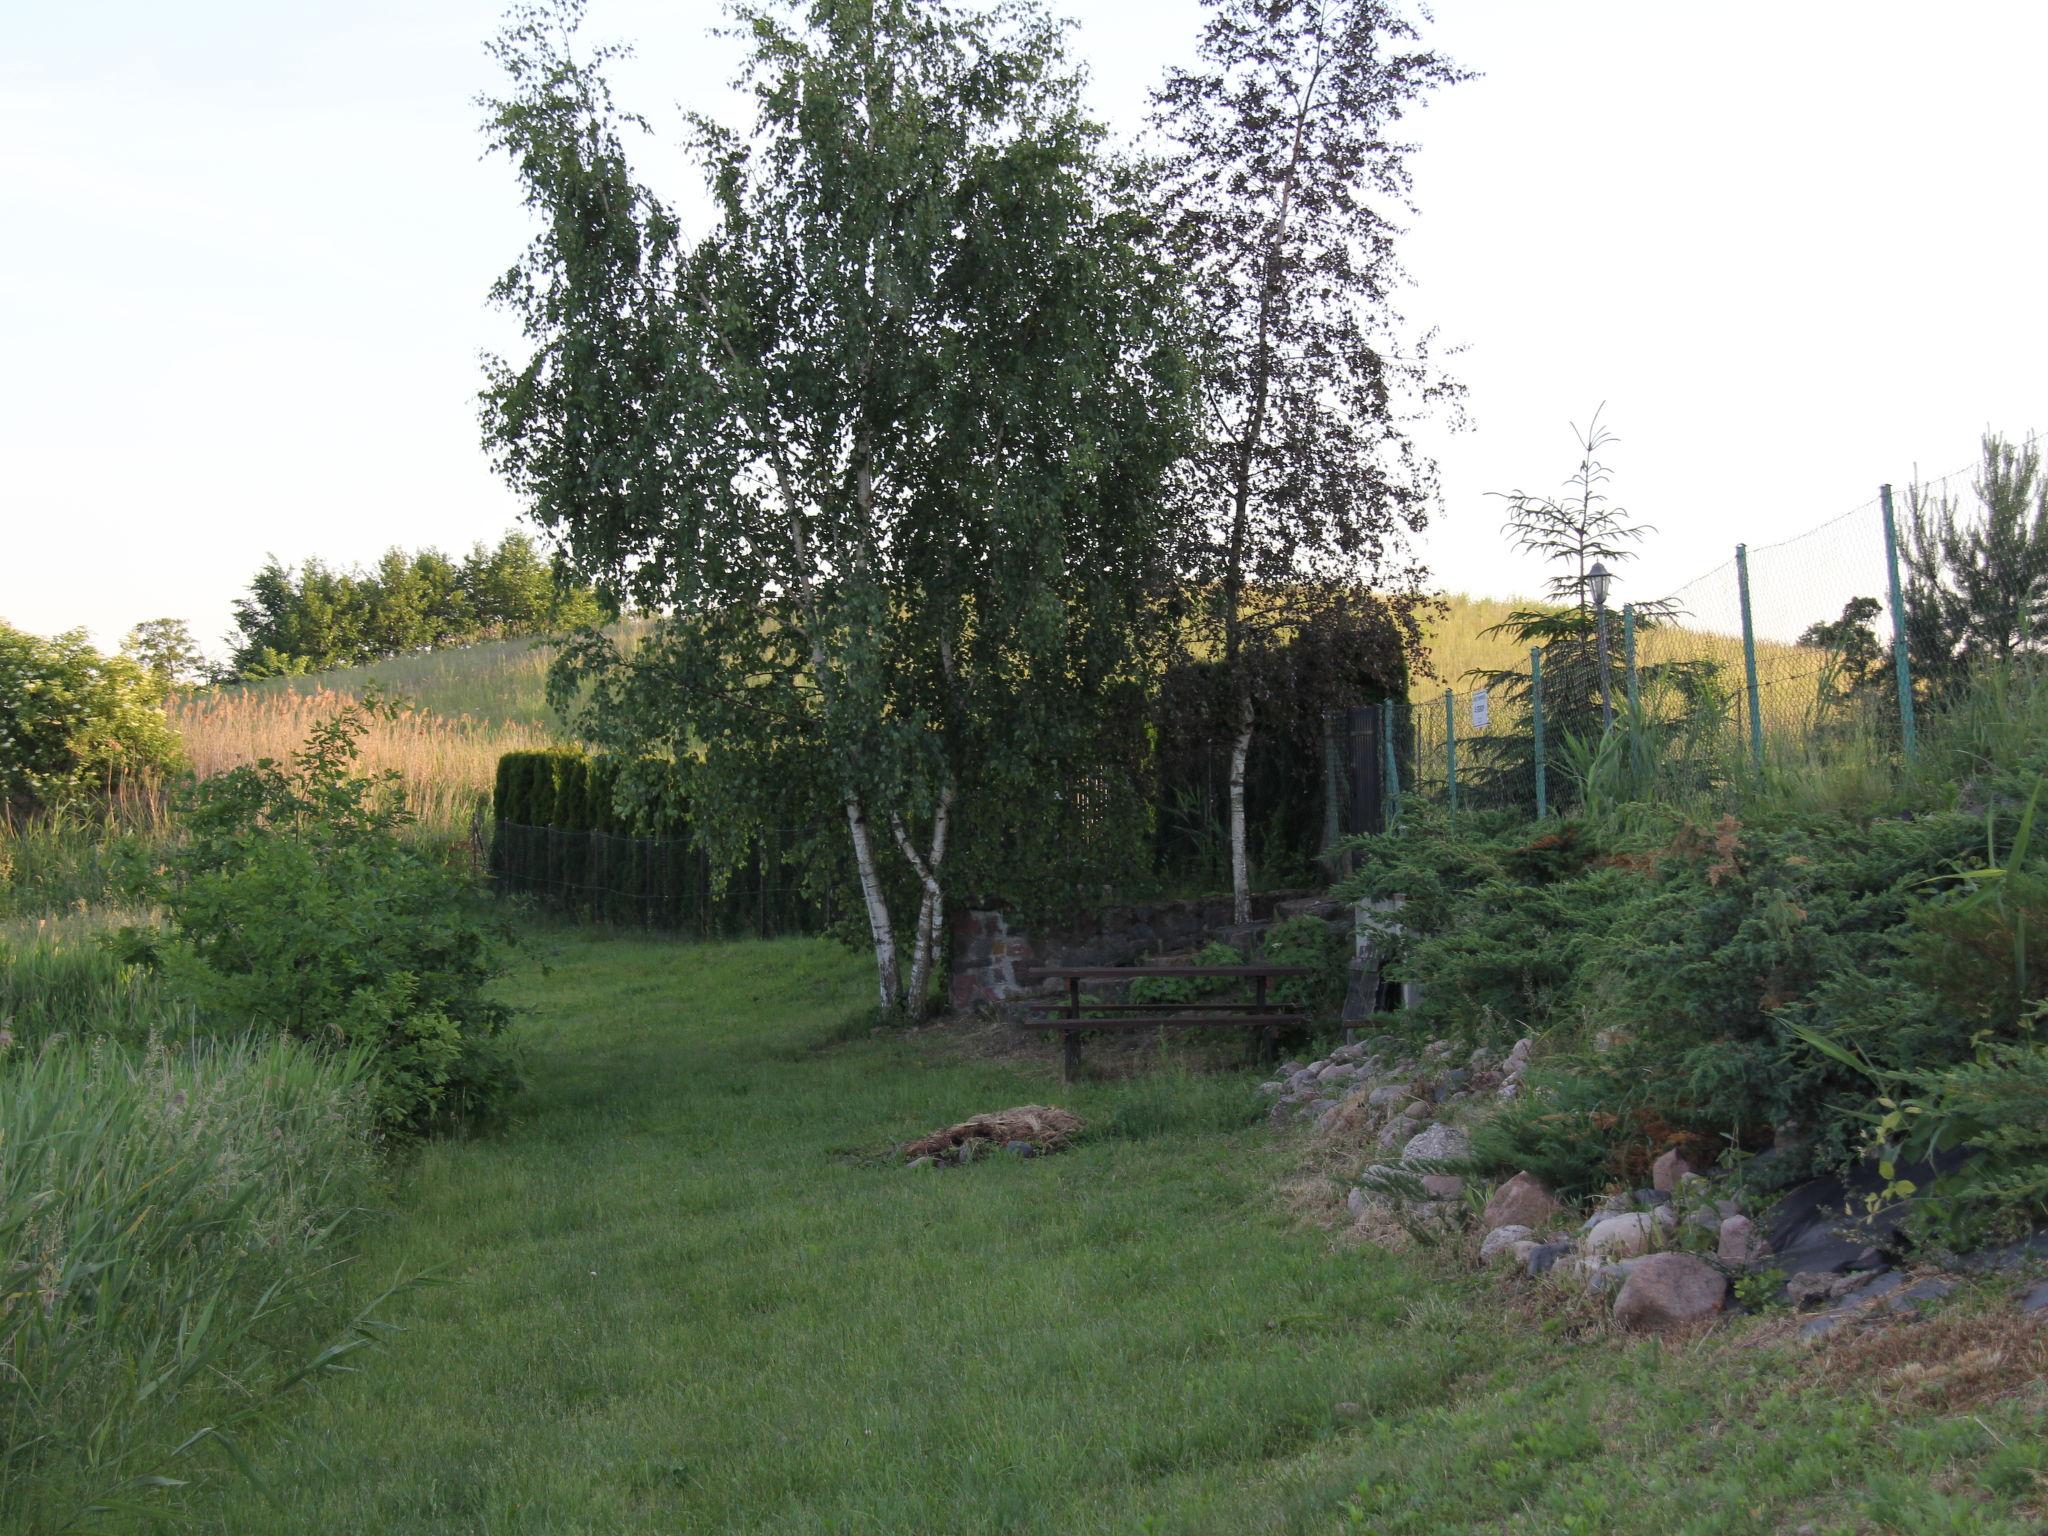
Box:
left=1372, top=447, right=2035, bottom=822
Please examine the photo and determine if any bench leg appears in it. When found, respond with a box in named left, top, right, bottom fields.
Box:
left=1062, top=1031, right=1082, bottom=1083
left=1260, top=1024, right=1277, bottom=1068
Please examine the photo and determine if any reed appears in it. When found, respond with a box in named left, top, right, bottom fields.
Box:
left=168, top=687, right=556, bottom=834
left=0, top=1031, right=386, bottom=1532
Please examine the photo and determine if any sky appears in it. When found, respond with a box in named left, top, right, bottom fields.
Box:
left=3, top=1, right=2044, bottom=659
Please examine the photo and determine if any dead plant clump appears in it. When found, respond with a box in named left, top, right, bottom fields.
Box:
left=1805, top=1304, right=2048, bottom=1414
left=900, top=1105, right=1083, bottom=1163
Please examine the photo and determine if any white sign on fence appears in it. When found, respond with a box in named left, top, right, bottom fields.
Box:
left=1471, top=689, right=1490, bottom=730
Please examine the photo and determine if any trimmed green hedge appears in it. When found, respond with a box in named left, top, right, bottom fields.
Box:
left=489, top=751, right=827, bottom=937
left=494, top=750, right=631, bottom=834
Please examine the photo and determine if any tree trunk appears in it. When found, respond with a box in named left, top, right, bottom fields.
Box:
left=1228, top=696, right=1254, bottom=925
left=845, top=790, right=901, bottom=1012
left=891, top=782, right=954, bottom=1020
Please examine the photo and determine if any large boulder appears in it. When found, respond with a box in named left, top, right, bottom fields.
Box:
left=1718, top=1214, right=1766, bottom=1268
left=1401, top=1123, right=1470, bottom=1163
left=1611, top=1252, right=1728, bottom=1333
left=1650, top=1149, right=1696, bottom=1193
left=1482, top=1171, right=1562, bottom=1232
left=1584, top=1212, right=1659, bottom=1260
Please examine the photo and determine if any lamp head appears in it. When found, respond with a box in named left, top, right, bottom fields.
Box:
left=1588, top=561, right=1613, bottom=609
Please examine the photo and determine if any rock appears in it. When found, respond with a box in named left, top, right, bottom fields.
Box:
left=1401, top=1124, right=1470, bottom=1163
left=1402, top=1100, right=1432, bottom=1120
left=1953, top=1232, right=2048, bottom=1274
left=1420, top=1173, right=1465, bottom=1200
left=1479, top=1224, right=1534, bottom=1263
left=1278, top=1060, right=1305, bottom=1076
left=1784, top=1270, right=1851, bottom=1307
left=1799, top=1312, right=1854, bottom=1343
left=1579, top=1255, right=1646, bottom=1296
left=1505, top=1037, right=1533, bottom=1067
left=1004, top=1140, right=1038, bottom=1158
left=1651, top=1150, right=1696, bottom=1193
left=1611, top=1252, right=1727, bottom=1334
left=2020, top=1280, right=2048, bottom=1314
left=1882, top=1277, right=1957, bottom=1314
left=1482, top=1171, right=1563, bottom=1232
left=1367, top=1085, right=1408, bottom=1107
left=1375, top=1119, right=1410, bottom=1150
left=1286, top=1070, right=1317, bottom=1093
left=907, top=1156, right=936, bottom=1170
left=1256, top=1081, right=1283, bottom=1096
left=1584, top=1212, right=1659, bottom=1260
left=1718, top=1215, right=1766, bottom=1268
left=1525, top=1241, right=1573, bottom=1275
left=1346, top=1186, right=1373, bottom=1219
left=1653, top=1204, right=1680, bottom=1230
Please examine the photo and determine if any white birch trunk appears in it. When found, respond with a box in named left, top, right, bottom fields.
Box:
left=892, top=782, right=953, bottom=1019
left=845, top=790, right=901, bottom=1012
left=1228, top=704, right=1254, bottom=926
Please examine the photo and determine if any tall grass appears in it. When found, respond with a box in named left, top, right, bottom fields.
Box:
left=1, top=1032, right=387, bottom=1533
left=0, top=796, right=169, bottom=921
left=0, top=912, right=193, bottom=1049
left=169, top=687, right=556, bottom=835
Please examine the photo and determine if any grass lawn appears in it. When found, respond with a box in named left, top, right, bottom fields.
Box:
left=203, top=929, right=2046, bottom=1535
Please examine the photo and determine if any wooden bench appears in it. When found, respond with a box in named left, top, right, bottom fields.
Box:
left=1019, top=964, right=1312, bottom=1081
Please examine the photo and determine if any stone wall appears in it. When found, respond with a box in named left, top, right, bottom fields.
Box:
left=948, top=889, right=1339, bottom=1009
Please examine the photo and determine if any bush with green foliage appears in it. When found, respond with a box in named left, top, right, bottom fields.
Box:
left=0, top=622, right=181, bottom=811
left=138, top=701, right=516, bottom=1132
left=1260, top=915, right=1350, bottom=1015
left=1126, top=941, right=1247, bottom=1006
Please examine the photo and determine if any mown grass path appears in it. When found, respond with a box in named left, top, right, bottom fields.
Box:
left=212, top=931, right=2045, bottom=1534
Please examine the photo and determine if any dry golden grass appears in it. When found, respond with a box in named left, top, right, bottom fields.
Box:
left=1415, top=592, right=1544, bottom=689
left=169, top=686, right=557, bottom=832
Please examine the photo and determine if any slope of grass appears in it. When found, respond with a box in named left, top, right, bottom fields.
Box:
left=188, top=929, right=2045, bottom=1534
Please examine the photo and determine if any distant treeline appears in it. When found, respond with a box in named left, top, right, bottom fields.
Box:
left=227, top=532, right=601, bottom=679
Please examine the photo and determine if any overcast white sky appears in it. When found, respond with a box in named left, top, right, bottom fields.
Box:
left=3, top=1, right=2043, bottom=658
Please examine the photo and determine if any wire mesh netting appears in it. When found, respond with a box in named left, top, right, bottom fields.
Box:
left=1387, top=444, right=2038, bottom=822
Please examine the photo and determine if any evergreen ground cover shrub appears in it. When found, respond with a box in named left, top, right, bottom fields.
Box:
left=1335, top=661, right=2048, bottom=1227
left=0, top=1032, right=387, bottom=1533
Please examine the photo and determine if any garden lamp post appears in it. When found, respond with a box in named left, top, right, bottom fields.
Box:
left=1589, top=561, right=1614, bottom=732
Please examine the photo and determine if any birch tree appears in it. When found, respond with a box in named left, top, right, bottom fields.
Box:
left=482, top=0, right=1191, bottom=1013
left=1153, top=0, right=1464, bottom=920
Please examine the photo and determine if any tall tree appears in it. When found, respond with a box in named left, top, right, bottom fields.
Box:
left=483, top=0, right=1193, bottom=1013
left=1152, top=0, right=1464, bottom=921
left=121, top=617, right=208, bottom=688
left=1905, top=431, right=2048, bottom=701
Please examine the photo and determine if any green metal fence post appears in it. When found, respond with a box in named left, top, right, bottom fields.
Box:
left=1381, top=700, right=1401, bottom=830
left=1444, top=688, right=1457, bottom=816
left=1531, top=647, right=1547, bottom=819
left=1736, top=543, right=1765, bottom=774
left=1880, top=483, right=1919, bottom=760
left=1622, top=602, right=1639, bottom=716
